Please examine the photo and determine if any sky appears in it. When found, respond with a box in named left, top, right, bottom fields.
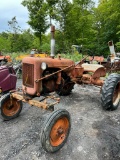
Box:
left=0, top=0, right=99, bottom=33
left=0, top=0, right=29, bottom=32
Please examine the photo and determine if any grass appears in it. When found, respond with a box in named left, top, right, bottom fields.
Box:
left=59, top=53, right=83, bottom=62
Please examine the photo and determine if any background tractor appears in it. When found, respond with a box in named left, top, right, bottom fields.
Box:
left=0, top=53, right=12, bottom=66
left=16, top=49, right=48, bottom=61
left=100, top=41, right=120, bottom=73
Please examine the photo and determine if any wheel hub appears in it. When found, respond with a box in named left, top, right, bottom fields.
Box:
left=57, top=127, right=64, bottom=134
left=7, top=105, right=13, bottom=110
left=50, top=117, right=69, bottom=146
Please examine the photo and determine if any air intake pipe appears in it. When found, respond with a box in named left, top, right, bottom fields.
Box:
left=50, top=25, right=55, bottom=58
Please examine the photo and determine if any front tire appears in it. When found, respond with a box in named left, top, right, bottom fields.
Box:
left=101, top=73, right=120, bottom=110
left=0, top=93, right=22, bottom=120
left=41, top=109, right=71, bottom=153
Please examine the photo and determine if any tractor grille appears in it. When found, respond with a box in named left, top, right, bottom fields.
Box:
left=23, top=63, right=34, bottom=87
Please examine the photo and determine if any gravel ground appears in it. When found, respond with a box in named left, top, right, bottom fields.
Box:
left=0, top=80, right=120, bottom=160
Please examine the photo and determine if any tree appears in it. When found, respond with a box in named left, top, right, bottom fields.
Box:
left=14, top=29, right=34, bottom=52
left=8, top=16, right=22, bottom=52
left=46, top=0, right=59, bottom=25
left=22, top=0, right=49, bottom=45
left=61, top=0, right=94, bottom=50
left=0, top=33, right=11, bottom=53
left=92, top=0, right=120, bottom=56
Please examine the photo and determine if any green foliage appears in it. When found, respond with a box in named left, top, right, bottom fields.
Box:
left=1, top=0, right=120, bottom=58
left=92, top=0, right=120, bottom=55
left=0, top=34, right=11, bottom=52
left=22, top=0, right=49, bottom=45
left=32, top=36, right=40, bottom=49
left=60, top=53, right=83, bottom=62
left=40, top=43, right=50, bottom=53
left=116, top=42, right=120, bottom=51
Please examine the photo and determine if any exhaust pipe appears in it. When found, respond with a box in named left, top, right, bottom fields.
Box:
left=108, top=41, right=116, bottom=63
left=50, top=25, right=55, bottom=58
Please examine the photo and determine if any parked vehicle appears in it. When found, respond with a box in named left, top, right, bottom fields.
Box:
left=16, top=50, right=48, bottom=61
left=100, top=41, right=120, bottom=72
left=0, top=65, right=17, bottom=95
left=0, top=55, right=12, bottom=66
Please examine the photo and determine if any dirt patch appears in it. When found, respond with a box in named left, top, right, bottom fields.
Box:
left=0, top=81, right=120, bottom=160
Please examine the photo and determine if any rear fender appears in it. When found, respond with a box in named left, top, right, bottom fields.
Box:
left=82, top=63, right=106, bottom=78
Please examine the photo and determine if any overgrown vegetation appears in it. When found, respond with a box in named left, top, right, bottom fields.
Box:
left=0, top=0, right=120, bottom=58
left=60, top=53, right=83, bottom=62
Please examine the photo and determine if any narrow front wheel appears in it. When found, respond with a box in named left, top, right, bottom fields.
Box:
left=0, top=93, right=22, bottom=120
left=41, top=109, right=71, bottom=153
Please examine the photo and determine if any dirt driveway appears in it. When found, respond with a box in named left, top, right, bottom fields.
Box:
left=0, top=80, right=120, bottom=160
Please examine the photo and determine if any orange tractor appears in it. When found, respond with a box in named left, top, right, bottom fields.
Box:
left=0, top=26, right=120, bottom=153
left=100, top=41, right=120, bottom=72
left=0, top=55, right=12, bottom=65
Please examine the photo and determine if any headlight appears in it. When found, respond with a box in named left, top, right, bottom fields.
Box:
left=41, top=62, right=47, bottom=70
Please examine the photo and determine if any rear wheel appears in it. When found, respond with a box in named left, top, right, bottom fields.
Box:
left=101, top=73, right=120, bottom=110
left=0, top=93, right=22, bottom=120
left=57, top=74, right=74, bottom=96
left=57, top=82, right=74, bottom=96
left=41, top=109, right=71, bottom=153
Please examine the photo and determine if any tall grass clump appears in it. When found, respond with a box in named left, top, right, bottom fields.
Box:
left=59, top=53, right=83, bottom=62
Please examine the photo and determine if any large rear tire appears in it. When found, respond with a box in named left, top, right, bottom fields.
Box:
left=0, top=93, right=22, bottom=120
left=41, top=109, right=71, bottom=153
left=57, top=82, right=74, bottom=96
left=56, top=73, right=74, bottom=96
left=101, top=73, right=120, bottom=110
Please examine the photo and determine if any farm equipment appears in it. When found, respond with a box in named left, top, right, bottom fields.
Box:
left=0, top=26, right=120, bottom=152
left=0, top=65, right=71, bottom=153
left=88, top=41, right=120, bottom=73
left=100, top=41, right=120, bottom=72
left=16, top=50, right=48, bottom=61
left=0, top=26, right=71, bottom=153
left=0, top=55, right=12, bottom=66
left=72, top=45, right=82, bottom=54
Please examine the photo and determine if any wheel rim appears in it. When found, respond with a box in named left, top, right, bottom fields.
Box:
left=113, top=83, right=120, bottom=105
left=50, top=117, right=69, bottom=147
left=2, top=98, right=21, bottom=117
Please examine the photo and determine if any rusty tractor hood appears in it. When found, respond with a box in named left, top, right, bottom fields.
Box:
left=39, top=57, right=75, bottom=68
left=22, top=57, right=75, bottom=96
left=22, top=57, right=75, bottom=69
